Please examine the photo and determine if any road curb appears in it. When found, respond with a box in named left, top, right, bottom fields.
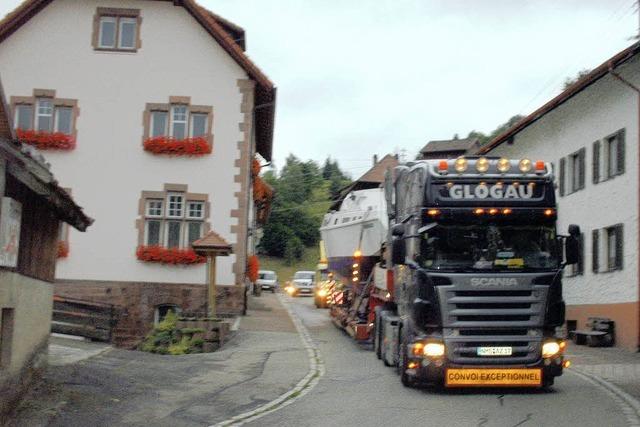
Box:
left=569, top=367, right=640, bottom=426
left=211, top=294, right=325, bottom=427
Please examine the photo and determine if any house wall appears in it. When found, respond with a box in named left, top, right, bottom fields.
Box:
left=0, top=272, right=53, bottom=419
left=489, top=59, right=640, bottom=350
left=0, top=0, right=250, bottom=288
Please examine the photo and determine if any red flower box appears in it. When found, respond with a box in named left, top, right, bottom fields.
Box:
left=143, top=136, right=211, bottom=156
left=17, top=129, right=76, bottom=150
left=57, top=241, right=69, bottom=258
left=136, top=245, right=206, bottom=265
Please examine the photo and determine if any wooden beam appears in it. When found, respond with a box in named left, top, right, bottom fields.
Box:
left=208, top=256, right=217, bottom=317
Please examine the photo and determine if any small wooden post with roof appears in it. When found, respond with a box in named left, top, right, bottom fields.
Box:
left=192, top=231, right=232, bottom=317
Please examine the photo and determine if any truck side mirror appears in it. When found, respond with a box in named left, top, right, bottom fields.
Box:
left=565, top=224, right=581, bottom=265
left=392, top=223, right=405, bottom=237
left=391, top=236, right=405, bottom=265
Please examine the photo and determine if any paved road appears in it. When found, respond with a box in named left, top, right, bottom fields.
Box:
left=249, top=296, right=635, bottom=427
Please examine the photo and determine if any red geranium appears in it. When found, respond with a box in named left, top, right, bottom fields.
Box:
left=17, top=129, right=76, bottom=150
left=57, top=241, right=69, bottom=258
left=136, top=245, right=206, bottom=265
left=247, top=255, right=259, bottom=282
left=143, top=136, right=211, bottom=156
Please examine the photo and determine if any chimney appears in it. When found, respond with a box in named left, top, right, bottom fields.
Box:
left=373, top=154, right=378, bottom=166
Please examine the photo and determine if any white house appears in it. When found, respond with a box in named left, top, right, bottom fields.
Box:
left=0, top=0, right=276, bottom=347
left=479, top=43, right=640, bottom=350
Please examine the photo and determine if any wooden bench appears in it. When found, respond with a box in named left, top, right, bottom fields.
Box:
left=569, top=317, right=615, bottom=347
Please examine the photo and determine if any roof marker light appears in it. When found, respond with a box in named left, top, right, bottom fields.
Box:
left=454, top=157, right=468, bottom=173
left=502, top=208, right=512, bottom=215
left=438, top=160, right=449, bottom=174
left=476, top=157, right=490, bottom=173
left=427, top=209, right=440, bottom=217
left=544, top=209, right=555, bottom=216
left=474, top=208, right=484, bottom=215
left=519, top=158, right=532, bottom=173
left=497, top=158, right=511, bottom=173
left=489, top=208, right=498, bottom=215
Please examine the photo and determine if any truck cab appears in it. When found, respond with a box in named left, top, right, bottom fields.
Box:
left=383, top=157, right=580, bottom=388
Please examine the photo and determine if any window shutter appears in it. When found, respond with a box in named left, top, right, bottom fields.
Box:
left=617, top=128, right=625, bottom=175
left=579, top=148, right=586, bottom=190
left=592, top=229, right=599, bottom=273
left=592, top=141, right=600, bottom=184
left=616, top=224, right=624, bottom=269
left=559, top=158, right=565, bottom=196
left=577, top=233, right=584, bottom=275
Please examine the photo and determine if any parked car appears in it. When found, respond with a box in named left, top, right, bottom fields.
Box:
left=256, top=270, right=278, bottom=293
left=285, top=271, right=315, bottom=297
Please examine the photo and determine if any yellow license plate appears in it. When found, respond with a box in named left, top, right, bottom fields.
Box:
left=445, top=368, right=542, bottom=387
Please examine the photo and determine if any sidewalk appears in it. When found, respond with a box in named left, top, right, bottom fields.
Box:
left=567, top=343, right=640, bottom=401
left=10, top=293, right=309, bottom=427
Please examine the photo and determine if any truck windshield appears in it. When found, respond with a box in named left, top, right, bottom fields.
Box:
left=418, top=224, right=560, bottom=271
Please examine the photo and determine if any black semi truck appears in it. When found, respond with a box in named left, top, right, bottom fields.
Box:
left=376, top=157, right=581, bottom=388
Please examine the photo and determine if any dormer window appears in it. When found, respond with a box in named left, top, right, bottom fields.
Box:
left=93, top=8, right=141, bottom=52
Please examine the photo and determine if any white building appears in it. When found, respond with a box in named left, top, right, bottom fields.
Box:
left=479, top=43, right=640, bottom=350
left=0, top=0, right=276, bottom=347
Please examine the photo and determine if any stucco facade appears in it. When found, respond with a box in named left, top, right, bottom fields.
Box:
left=0, top=0, right=275, bottom=345
left=485, top=55, right=640, bottom=350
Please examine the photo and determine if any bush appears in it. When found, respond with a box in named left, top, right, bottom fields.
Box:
left=138, top=311, right=208, bottom=355
left=284, top=236, right=304, bottom=265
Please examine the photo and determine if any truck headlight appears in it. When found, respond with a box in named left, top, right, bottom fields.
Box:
left=423, top=343, right=445, bottom=357
left=542, top=341, right=561, bottom=358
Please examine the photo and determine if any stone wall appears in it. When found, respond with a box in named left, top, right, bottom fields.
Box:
left=54, top=281, right=246, bottom=349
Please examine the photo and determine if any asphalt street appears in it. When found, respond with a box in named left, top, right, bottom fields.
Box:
left=249, top=296, right=634, bottom=427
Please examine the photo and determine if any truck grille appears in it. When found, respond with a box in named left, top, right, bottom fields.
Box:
left=439, top=285, right=548, bottom=365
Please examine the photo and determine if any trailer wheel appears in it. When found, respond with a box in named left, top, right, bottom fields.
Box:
left=374, top=307, right=383, bottom=360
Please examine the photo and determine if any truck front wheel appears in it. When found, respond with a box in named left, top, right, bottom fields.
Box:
left=398, top=326, right=416, bottom=388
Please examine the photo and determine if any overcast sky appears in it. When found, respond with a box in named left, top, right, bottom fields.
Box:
left=2, top=0, right=638, bottom=178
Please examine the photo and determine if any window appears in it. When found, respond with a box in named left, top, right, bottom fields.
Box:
left=167, top=194, right=184, bottom=218
left=11, top=90, right=78, bottom=137
left=140, top=185, right=209, bottom=250
left=592, top=225, right=623, bottom=273
left=118, top=18, right=137, bottom=49
left=606, top=129, right=625, bottom=179
left=171, top=106, right=188, bottom=140
left=187, top=201, right=204, bottom=219
left=191, top=114, right=208, bottom=138
left=0, top=308, right=15, bottom=368
left=151, top=111, right=168, bottom=138
left=15, top=105, right=32, bottom=130
left=98, top=17, right=117, bottom=48
left=569, top=149, right=585, bottom=193
left=94, top=8, right=140, bottom=52
left=143, top=99, right=213, bottom=143
left=606, top=224, right=623, bottom=271
left=55, top=107, right=73, bottom=134
left=36, top=98, right=53, bottom=131
left=568, top=233, right=584, bottom=277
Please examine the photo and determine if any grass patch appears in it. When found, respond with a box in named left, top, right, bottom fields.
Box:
left=260, top=246, right=319, bottom=283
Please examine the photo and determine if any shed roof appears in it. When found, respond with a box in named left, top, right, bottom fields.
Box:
left=0, top=0, right=276, bottom=160
left=192, top=230, right=232, bottom=256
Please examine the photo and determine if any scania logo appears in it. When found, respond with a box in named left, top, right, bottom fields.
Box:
left=470, top=278, right=519, bottom=287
